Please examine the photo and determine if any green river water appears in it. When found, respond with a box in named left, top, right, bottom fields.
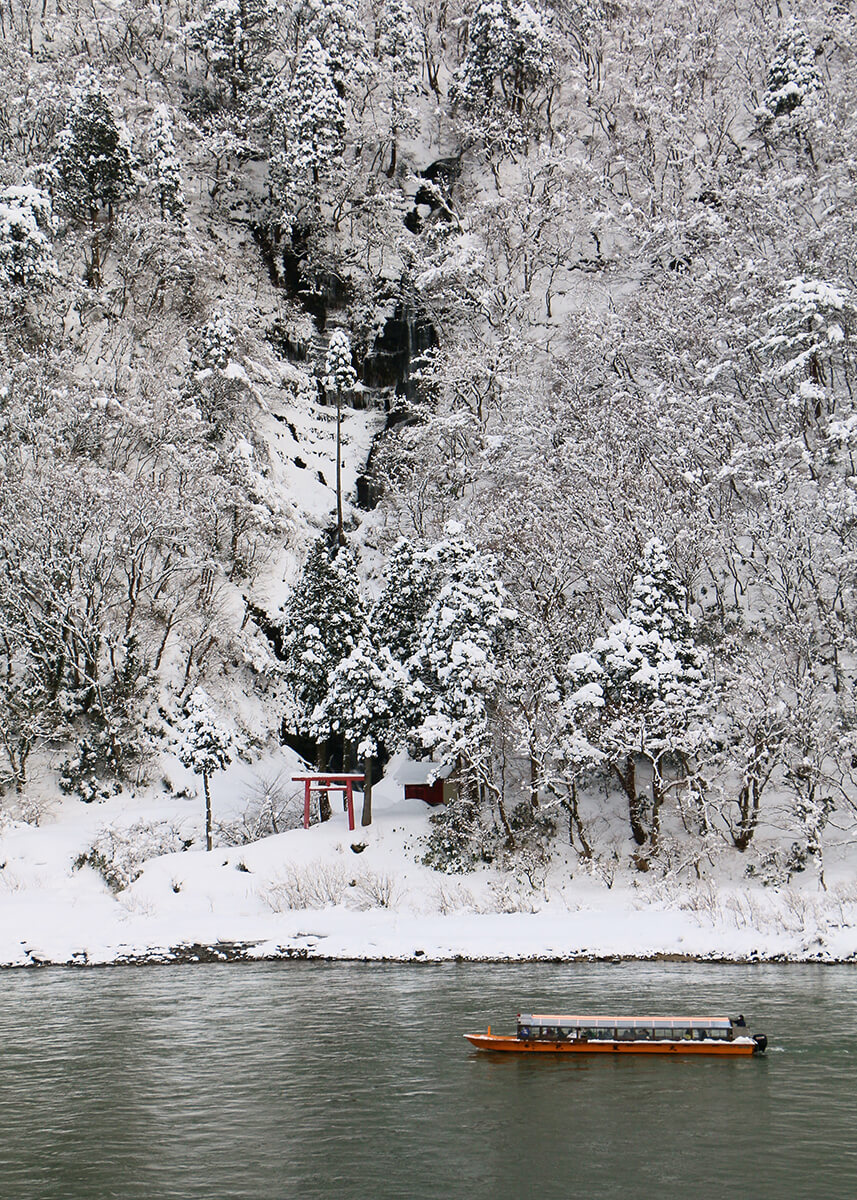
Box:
left=0, top=961, right=854, bottom=1199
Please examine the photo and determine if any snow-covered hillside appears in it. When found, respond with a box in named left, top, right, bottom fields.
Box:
left=2, top=0, right=857, bottom=963
left=2, top=751, right=856, bottom=966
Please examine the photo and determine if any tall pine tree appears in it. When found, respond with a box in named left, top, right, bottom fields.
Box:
left=178, top=688, right=232, bottom=851
left=280, top=540, right=367, bottom=799
left=187, top=0, right=277, bottom=101
left=148, top=106, right=186, bottom=222
left=405, top=526, right=516, bottom=778
left=322, top=329, right=358, bottom=544
left=270, top=37, right=346, bottom=218
left=54, top=76, right=135, bottom=286
left=566, top=538, right=711, bottom=851
left=309, top=638, right=406, bottom=825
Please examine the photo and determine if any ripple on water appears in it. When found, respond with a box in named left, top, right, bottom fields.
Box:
left=0, top=961, right=855, bottom=1200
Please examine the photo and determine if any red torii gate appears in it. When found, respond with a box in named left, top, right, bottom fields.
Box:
left=292, top=774, right=365, bottom=832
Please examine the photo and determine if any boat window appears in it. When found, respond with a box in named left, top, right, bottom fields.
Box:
left=540, top=1026, right=557, bottom=1040
left=593, top=1027, right=614, bottom=1041
left=617, top=1027, right=635, bottom=1041
left=654, top=1028, right=675, bottom=1040
left=636, top=1028, right=653, bottom=1040
left=518, top=1025, right=532, bottom=1040
left=557, top=1027, right=571, bottom=1041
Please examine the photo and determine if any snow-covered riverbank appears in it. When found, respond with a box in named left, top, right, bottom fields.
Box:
left=2, top=755, right=856, bottom=968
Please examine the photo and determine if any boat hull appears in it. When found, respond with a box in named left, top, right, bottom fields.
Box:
left=464, top=1033, right=757, bottom=1056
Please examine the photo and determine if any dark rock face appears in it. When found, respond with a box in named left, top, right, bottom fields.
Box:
left=362, top=306, right=437, bottom=393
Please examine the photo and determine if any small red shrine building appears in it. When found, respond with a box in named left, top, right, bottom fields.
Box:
left=395, top=759, right=455, bottom=806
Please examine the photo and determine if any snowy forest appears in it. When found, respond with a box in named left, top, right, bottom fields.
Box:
left=2, top=0, right=857, bottom=903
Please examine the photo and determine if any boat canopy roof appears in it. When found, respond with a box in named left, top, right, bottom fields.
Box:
left=518, top=1015, right=735, bottom=1029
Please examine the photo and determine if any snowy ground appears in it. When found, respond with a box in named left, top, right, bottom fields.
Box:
left=1, top=750, right=855, bottom=968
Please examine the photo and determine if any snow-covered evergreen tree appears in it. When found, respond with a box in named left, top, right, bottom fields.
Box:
left=187, top=0, right=277, bottom=101
left=178, top=688, right=233, bottom=851
left=309, top=637, right=406, bottom=824
left=185, top=307, right=250, bottom=437
left=0, top=186, right=58, bottom=301
left=323, top=328, right=358, bottom=393
left=271, top=36, right=346, bottom=207
left=406, top=524, right=516, bottom=774
left=55, top=77, right=135, bottom=220
left=194, top=307, right=237, bottom=370
left=759, top=23, right=821, bottom=120
left=370, top=539, right=438, bottom=662
left=323, top=329, right=358, bottom=543
left=758, top=277, right=855, bottom=411
left=451, top=0, right=554, bottom=118
left=566, top=538, right=712, bottom=851
left=376, top=0, right=422, bottom=174
left=279, top=539, right=368, bottom=740
left=147, top=106, right=186, bottom=222
left=54, top=75, right=135, bottom=285
left=300, top=0, right=371, bottom=95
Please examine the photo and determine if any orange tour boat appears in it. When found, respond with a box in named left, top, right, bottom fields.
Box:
left=465, top=1013, right=767, bottom=1056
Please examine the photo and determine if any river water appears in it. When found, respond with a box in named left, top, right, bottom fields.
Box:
left=0, top=961, right=854, bottom=1199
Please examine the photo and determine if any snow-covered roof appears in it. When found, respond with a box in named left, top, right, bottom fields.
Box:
left=394, top=759, right=454, bottom=785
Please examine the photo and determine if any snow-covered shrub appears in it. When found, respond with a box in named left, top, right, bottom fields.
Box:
left=75, top=821, right=190, bottom=892
left=421, top=797, right=495, bottom=874
left=745, top=843, right=807, bottom=887
left=485, top=876, right=542, bottom=913
left=216, top=771, right=303, bottom=845
left=506, top=842, right=551, bottom=891
left=351, top=870, right=403, bottom=909
left=723, top=891, right=768, bottom=931
left=432, top=881, right=480, bottom=914
left=509, top=800, right=556, bottom=838
left=59, top=734, right=126, bottom=803
left=263, top=861, right=350, bottom=909
left=0, top=866, right=23, bottom=894
left=581, top=846, right=622, bottom=890
left=193, top=308, right=237, bottom=371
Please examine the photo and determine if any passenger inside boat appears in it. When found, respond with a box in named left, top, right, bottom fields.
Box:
left=510, top=1015, right=752, bottom=1047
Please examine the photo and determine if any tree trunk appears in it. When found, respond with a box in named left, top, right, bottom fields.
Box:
left=203, top=771, right=212, bottom=851
left=560, top=782, right=592, bottom=858
left=361, top=756, right=373, bottom=826
left=335, top=389, right=344, bottom=545
left=529, top=751, right=539, bottom=809
left=612, top=756, right=647, bottom=845
left=317, top=739, right=332, bottom=821
left=732, top=778, right=761, bottom=851
left=649, top=769, right=663, bottom=854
